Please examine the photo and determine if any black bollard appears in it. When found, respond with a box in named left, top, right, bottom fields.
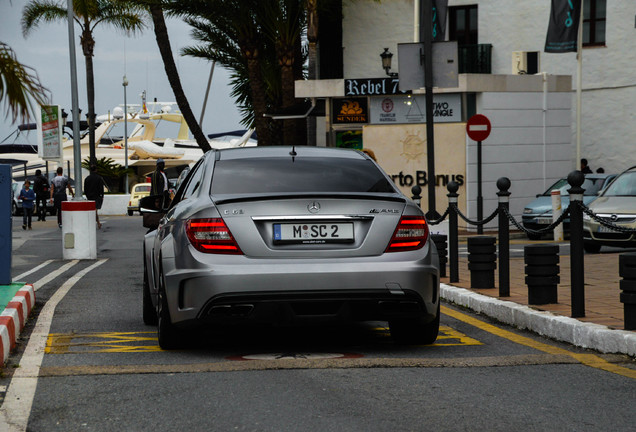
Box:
left=468, top=236, right=497, bottom=288
left=525, top=244, right=560, bottom=304
left=568, top=171, right=586, bottom=317
left=447, top=181, right=460, bottom=283
left=497, top=177, right=511, bottom=297
left=431, top=234, right=448, bottom=278
left=411, top=185, right=422, bottom=209
left=619, top=252, right=636, bottom=330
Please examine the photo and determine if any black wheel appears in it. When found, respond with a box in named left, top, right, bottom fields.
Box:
left=584, top=242, right=602, bottom=253
left=526, top=232, right=542, bottom=241
left=389, top=303, right=440, bottom=345
left=142, top=256, right=157, bottom=326
left=157, top=263, right=183, bottom=350
left=128, top=210, right=133, bottom=216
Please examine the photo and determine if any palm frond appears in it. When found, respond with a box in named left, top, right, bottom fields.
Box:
left=0, top=42, right=50, bottom=124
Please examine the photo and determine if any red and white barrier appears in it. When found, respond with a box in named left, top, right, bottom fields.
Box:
left=62, top=201, right=97, bottom=260
left=0, top=284, right=35, bottom=366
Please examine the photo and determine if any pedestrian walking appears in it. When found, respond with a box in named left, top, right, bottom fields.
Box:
left=50, top=167, right=74, bottom=228
left=18, top=180, right=35, bottom=230
left=84, top=164, right=105, bottom=229
left=33, top=169, right=49, bottom=221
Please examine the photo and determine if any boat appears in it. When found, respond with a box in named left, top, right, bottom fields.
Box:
left=0, top=95, right=256, bottom=189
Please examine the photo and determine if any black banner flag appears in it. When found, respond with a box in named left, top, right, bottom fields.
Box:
left=545, top=0, right=582, bottom=53
left=432, top=0, right=449, bottom=42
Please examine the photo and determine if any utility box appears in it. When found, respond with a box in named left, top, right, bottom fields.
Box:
left=0, top=165, right=11, bottom=284
left=61, top=201, right=97, bottom=260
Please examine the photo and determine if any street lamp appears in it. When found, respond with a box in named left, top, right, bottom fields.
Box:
left=122, top=75, right=129, bottom=194
left=380, top=48, right=398, bottom=78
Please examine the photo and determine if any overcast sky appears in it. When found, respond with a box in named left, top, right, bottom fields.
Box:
left=0, top=1, right=243, bottom=145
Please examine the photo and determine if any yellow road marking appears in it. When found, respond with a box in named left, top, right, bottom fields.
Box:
left=373, top=325, right=482, bottom=346
left=442, top=305, right=636, bottom=379
left=46, top=332, right=161, bottom=353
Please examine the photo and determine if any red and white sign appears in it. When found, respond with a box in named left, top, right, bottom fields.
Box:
left=466, top=114, right=491, bottom=141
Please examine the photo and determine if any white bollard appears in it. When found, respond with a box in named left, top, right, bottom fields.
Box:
left=551, top=190, right=564, bottom=242
left=61, top=201, right=97, bottom=260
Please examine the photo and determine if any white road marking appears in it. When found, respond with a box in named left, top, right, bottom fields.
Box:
left=12, top=260, right=54, bottom=283
left=0, top=259, right=107, bottom=432
left=30, top=260, right=79, bottom=292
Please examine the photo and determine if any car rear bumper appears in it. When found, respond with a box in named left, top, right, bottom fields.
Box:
left=161, top=255, right=439, bottom=327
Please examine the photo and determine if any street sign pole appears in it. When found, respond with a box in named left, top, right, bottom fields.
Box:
left=477, top=139, right=483, bottom=234
left=466, top=114, right=492, bottom=234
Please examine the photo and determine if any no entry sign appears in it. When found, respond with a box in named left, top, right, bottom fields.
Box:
left=466, top=114, right=491, bottom=141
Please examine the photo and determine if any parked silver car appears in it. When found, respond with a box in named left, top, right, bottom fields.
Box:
left=142, top=146, right=440, bottom=349
left=583, top=165, right=636, bottom=253
left=521, top=173, right=615, bottom=240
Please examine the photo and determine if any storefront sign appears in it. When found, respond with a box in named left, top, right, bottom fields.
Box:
left=332, top=98, right=368, bottom=124
left=345, top=78, right=405, bottom=96
left=369, top=94, right=461, bottom=124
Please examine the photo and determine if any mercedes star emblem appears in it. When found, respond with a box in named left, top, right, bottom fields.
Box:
left=308, top=201, right=321, bottom=213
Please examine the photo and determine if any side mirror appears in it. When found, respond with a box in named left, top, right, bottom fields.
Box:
left=140, top=194, right=165, bottom=230
left=140, top=194, right=163, bottom=213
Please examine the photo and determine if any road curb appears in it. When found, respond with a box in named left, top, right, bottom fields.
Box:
left=441, top=283, right=636, bottom=357
left=0, top=284, right=35, bottom=366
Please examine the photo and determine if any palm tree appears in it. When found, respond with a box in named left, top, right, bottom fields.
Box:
left=0, top=41, right=49, bottom=124
left=22, top=0, right=145, bottom=163
left=146, top=1, right=212, bottom=152
left=169, top=0, right=311, bottom=146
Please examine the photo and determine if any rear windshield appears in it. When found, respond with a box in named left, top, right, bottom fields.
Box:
left=135, top=185, right=151, bottom=193
left=602, top=171, right=636, bottom=197
left=211, top=157, right=397, bottom=194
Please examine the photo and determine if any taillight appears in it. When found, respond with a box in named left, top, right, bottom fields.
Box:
left=385, top=216, right=429, bottom=253
left=185, top=218, right=243, bottom=254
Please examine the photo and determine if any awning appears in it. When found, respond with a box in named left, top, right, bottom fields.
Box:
left=264, top=99, right=325, bottom=120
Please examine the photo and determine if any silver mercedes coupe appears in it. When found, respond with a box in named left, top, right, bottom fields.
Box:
left=142, top=146, right=440, bottom=349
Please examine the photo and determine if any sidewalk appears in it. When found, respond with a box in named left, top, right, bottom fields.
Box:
left=441, top=233, right=636, bottom=357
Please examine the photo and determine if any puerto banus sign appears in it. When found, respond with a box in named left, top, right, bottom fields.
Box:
left=369, top=94, right=461, bottom=124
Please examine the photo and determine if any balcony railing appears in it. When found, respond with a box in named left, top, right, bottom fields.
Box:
left=458, top=44, right=493, bottom=74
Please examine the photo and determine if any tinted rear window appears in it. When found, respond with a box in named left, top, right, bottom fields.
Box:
left=211, top=158, right=397, bottom=194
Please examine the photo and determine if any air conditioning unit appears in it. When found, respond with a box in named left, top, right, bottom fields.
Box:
left=512, top=51, right=540, bottom=75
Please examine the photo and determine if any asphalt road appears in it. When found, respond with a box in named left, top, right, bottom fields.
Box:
left=1, top=216, right=635, bottom=431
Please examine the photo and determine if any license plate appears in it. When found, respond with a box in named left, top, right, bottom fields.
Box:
left=536, top=217, right=552, bottom=225
left=274, top=223, right=354, bottom=243
left=598, top=225, right=616, bottom=233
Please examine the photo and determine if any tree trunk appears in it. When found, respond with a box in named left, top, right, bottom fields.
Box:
left=149, top=4, right=212, bottom=153
left=306, top=0, right=319, bottom=146
left=243, top=45, right=273, bottom=146
left=81, top=24, right=97, bottom=164
left=280, top=51, right=295, bottom=146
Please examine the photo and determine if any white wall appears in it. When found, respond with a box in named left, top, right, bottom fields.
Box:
left=474, top=0, right=636, bottom=175
left=343, top=0, right=415, bottom=78
left=466, top=90, right=572, bottom=226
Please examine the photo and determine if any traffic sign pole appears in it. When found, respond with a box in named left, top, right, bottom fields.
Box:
left=477, top=140, right=483, bottom=234
left=466, top=114, right=492, bottom=234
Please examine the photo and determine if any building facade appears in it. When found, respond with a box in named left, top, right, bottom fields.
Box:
left=299, top=0, right=634, bottom=225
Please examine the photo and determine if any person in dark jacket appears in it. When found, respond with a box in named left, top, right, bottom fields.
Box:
left=84, top=164, right=105, bottom=229
left=150, top=158, right=167, bottom=196
left=19, top=180, right=36, bottom=230
left=33, top=169, right=49, bottom=221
